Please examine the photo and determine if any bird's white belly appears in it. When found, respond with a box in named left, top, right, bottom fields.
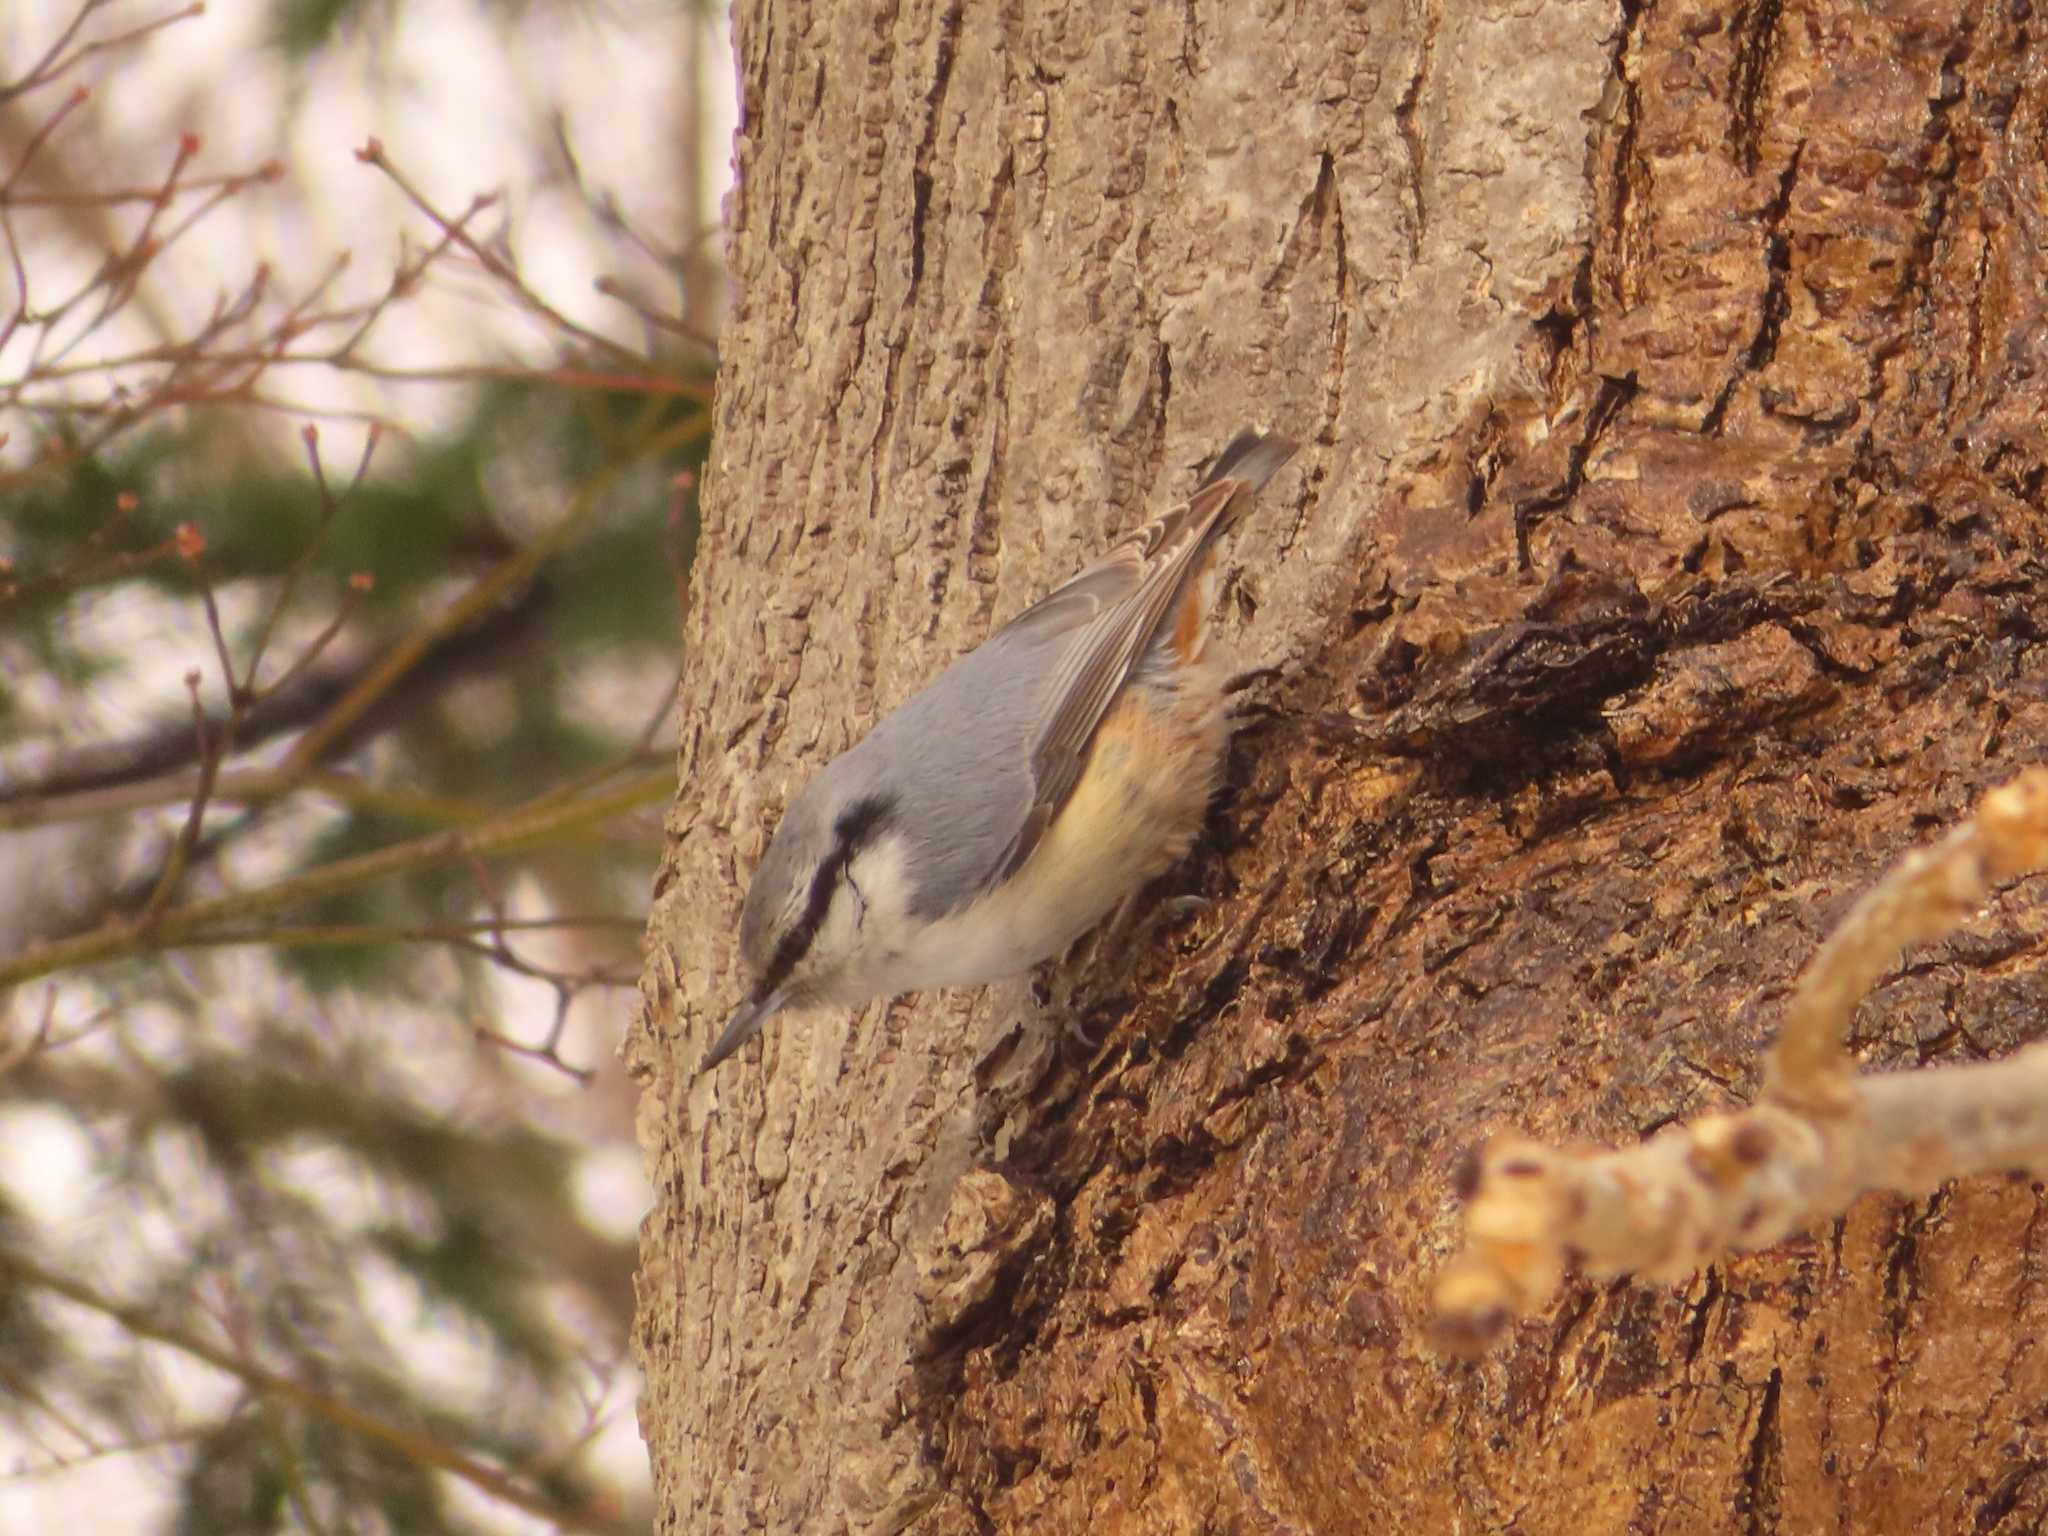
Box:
left=850, top=679, right=1226, bottom=1000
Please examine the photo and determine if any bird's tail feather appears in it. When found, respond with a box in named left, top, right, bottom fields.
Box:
left=1199, top=428, right=1298, bottom=494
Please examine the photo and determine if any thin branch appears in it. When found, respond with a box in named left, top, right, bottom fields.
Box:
left=0, top=504, right=191, bottom=606
left=0, top=768, right=672, bottom=990
left=281, top=508, right=607, bottom=781
left=240, top=424, right=376, bottom=694
left=591, top=273, right=720, bottom=356
left=13, top=347, right=706, bottom=396
left=0, top=988, right=60, bottom=1076
left=7, top=163, right=285, bottom=209
left=0, top=2, right=112, bottom=107
left=170, top=916, right=643, bottom=951
left=0, top=3, right=203, bottom=104
left=0, top=581, right=552, bottom=813
left=2, top=1419, right=216, bottom=1482
left=1765, top=780, right=2047, bottom=1107
left=0, top=84, right=93, bottom=197
left=353, top=138, right=652, bottom=373
left=473, top=1016, right=599, bottom=1085
left=0, top=1247, right=622, bottom=1532
left=131, top=668, right=226, bottom=925
left=453, top=854, right=618, bottom=1081
left=0, top=988, right=110, bottom=1075
left=1434, top=768, right=2048, bottom=1354
left=0, top=765, right=503, bottom=832
left=515, top=675, right=678, bottom=820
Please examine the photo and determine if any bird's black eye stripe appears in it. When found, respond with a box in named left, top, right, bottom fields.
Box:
left=832, top=796, right=893, bottom=850
left=755, top=795, right=896, bottom=1000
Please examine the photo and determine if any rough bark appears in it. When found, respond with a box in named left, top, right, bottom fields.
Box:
left=628, top=0, right=2048, bottom=1532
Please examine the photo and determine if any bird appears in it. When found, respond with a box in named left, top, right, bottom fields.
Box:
left=701, top=428, right=1298, bottom=1072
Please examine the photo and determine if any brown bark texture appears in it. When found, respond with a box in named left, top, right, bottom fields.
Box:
left=627, top=0, right=2048, bottom=1531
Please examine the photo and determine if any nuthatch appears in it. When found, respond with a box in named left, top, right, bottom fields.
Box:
left=702, top=428, right=1298, bottom=1072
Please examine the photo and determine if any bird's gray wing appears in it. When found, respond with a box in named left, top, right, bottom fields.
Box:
left=984, top=429, right=1296, bottom=884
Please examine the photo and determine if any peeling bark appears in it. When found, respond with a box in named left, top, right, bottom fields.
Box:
left=630, top=0, right=2048, bottom=1531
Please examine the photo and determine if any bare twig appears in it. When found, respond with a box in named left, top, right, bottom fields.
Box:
left=451, top=853, right=625, bottom=1081
left=131, top=668, right=226, bottom=925
left=1766, top=780, right=2048, bottom=1106
left=239, top=424, right=378, bottom=691
left=0, top=1246, right=623, bottom=1532
left=0, top=768, right=671, bottom=990
left=353, top=137, right=652, bottom=373
left=276, top=471, right=624, bottom=779
left=592, top=272, right=720, bottom=355
left=0, top=765, right=500, bottom=832
left=8, top=163, right=286, bottom=209
left=0, top=3, right=112, bottom=107
left=1435, top=769, right=2048, bottom=1354
left=1, top=1418, right=216, bottom=1482
left=0, top=498, right=191, bottom=605
left=0, top=988, right=60, bottom=1076
left=0, top=584, right=549, bottom=812
left=0, top=2, right=204, bottom=104
left=167, top=916, right=643, bottom=948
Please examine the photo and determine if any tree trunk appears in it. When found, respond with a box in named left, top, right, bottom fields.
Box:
left=628, top=0, right=2048, bottom=1531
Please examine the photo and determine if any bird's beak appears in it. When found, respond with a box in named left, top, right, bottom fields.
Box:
left=699, top=988, right=789, bottom=1073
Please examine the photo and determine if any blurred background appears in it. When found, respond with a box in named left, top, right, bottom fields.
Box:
left=0, top=1, right=734, bottom=1528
